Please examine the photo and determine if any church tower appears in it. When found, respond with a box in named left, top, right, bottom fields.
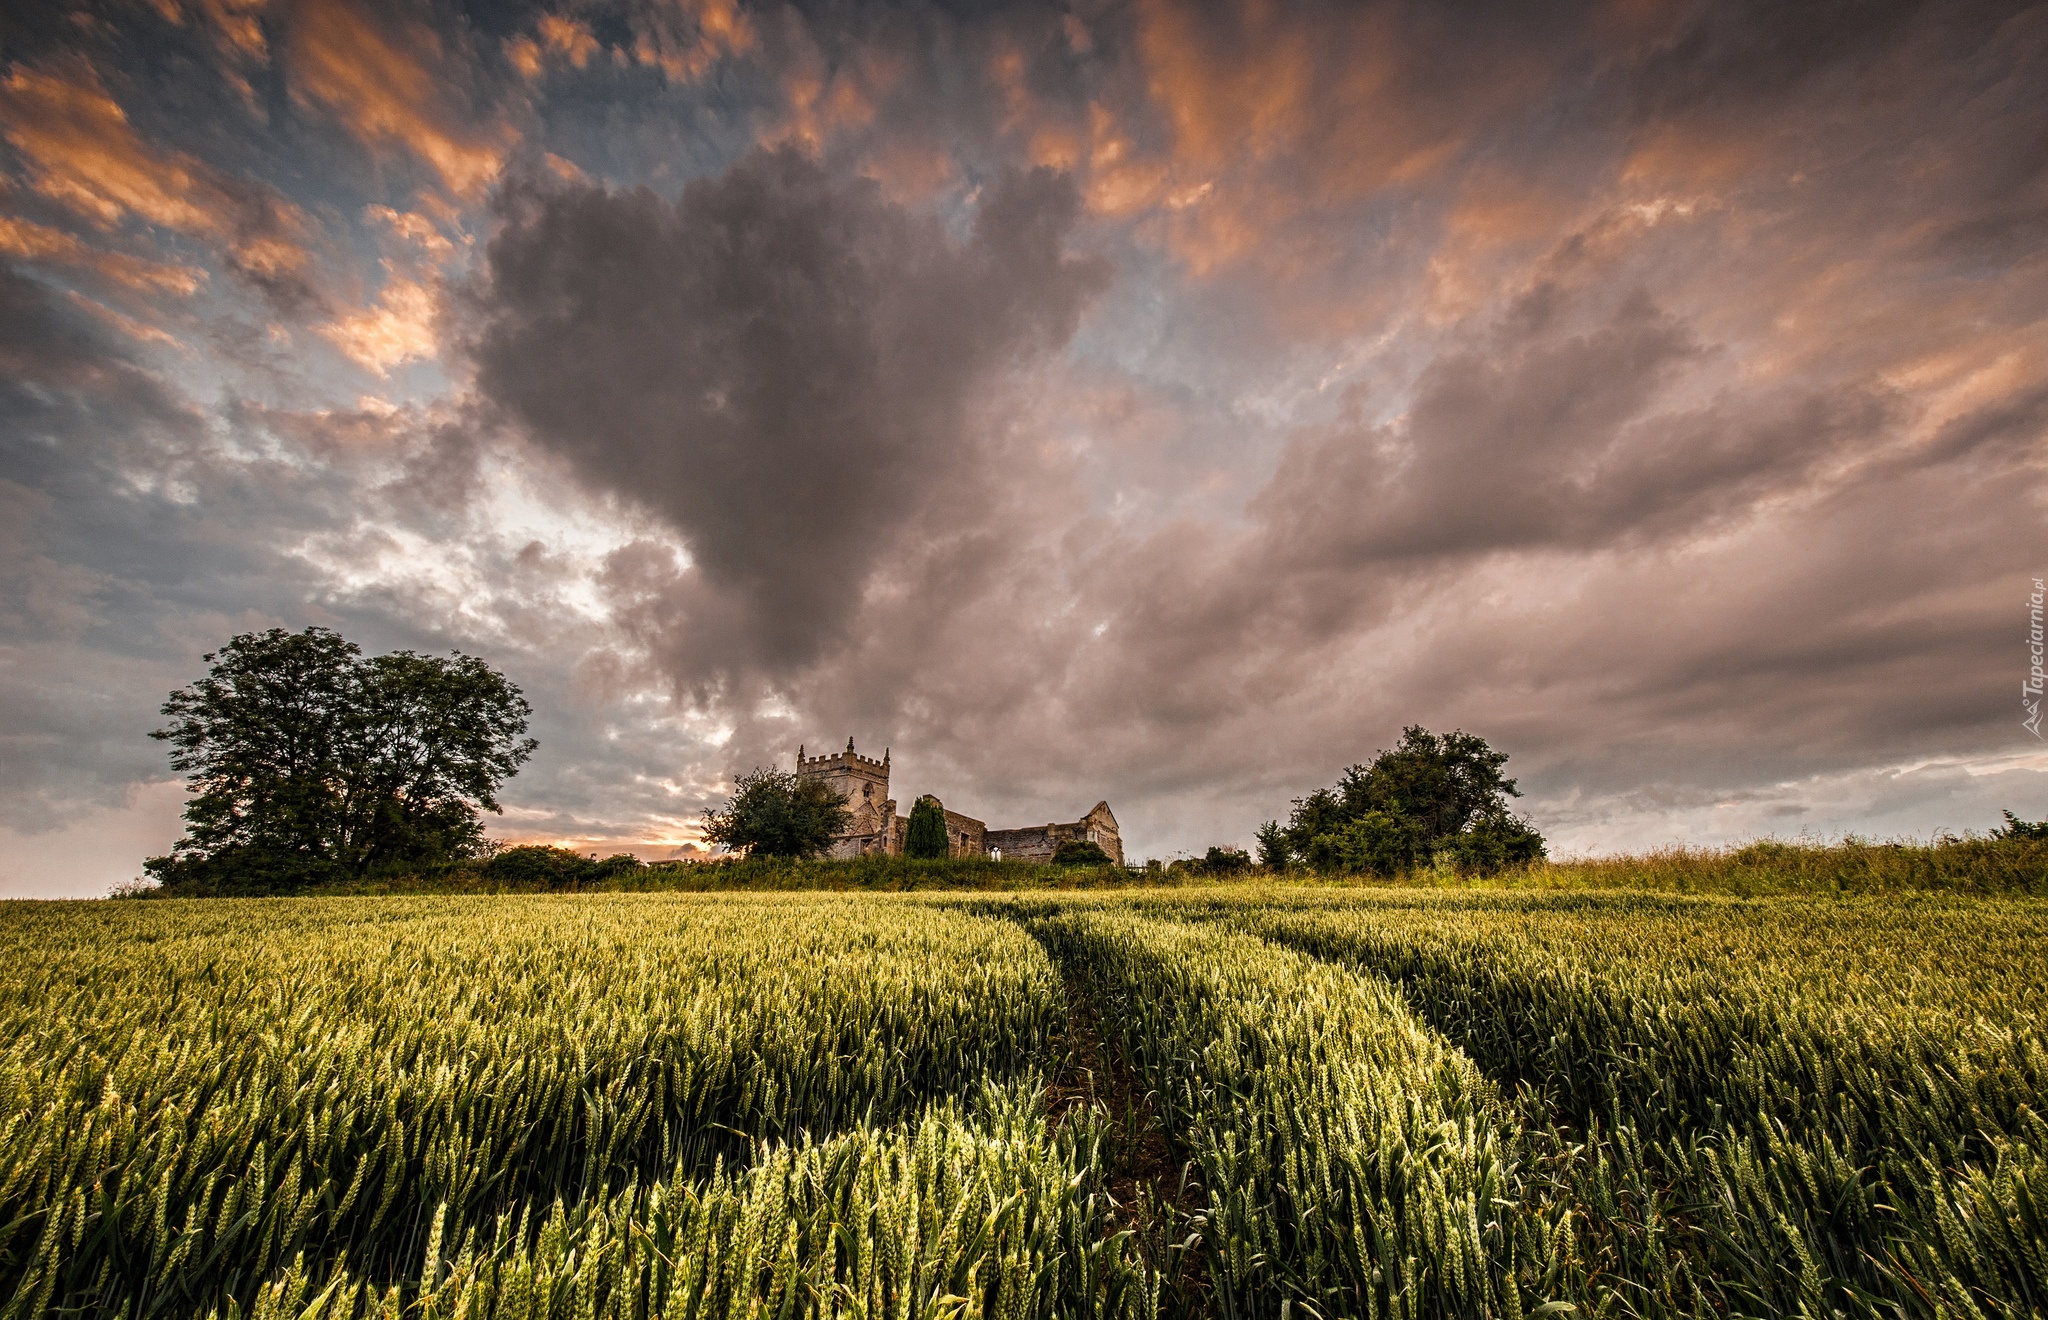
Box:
left=795, top=738, right=896, bottom=856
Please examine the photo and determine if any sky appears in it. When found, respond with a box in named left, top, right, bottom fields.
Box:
left=1, top=0, right=2044, bottom=896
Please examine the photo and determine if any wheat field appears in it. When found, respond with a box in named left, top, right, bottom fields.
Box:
left=1, top=889, right=2042, bottom=1318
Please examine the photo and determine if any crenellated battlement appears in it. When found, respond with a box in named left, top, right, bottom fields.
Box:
left=795, top=737, right=890, bottom=773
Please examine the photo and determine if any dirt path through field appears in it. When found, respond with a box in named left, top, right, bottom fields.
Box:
left=1043, top=957, right=1214, bottom=1319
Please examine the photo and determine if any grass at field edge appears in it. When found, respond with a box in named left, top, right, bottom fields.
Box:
left=107, top=832, right=2048, bottom=897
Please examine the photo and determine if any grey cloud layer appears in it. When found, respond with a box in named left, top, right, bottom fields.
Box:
left=469, top=150, right=1108, bottom=687
left=442, top=0, right=2045, bottom=847
left=1, top=0, right=2042, bottom=888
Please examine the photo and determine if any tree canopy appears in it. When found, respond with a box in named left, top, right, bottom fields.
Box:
left=701, top=768, right=852, bottom=858
left=904, top=795, right=949, bottom=859
left=147, top=627, right=536, bottom=891
left=1258, top=726, right=1545, bottom=876
left=483, top=845, right=644, bottom=887
left=1201, top=845, right=1251, bottom=875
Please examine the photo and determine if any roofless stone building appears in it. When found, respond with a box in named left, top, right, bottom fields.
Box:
left=795, top=738, right=1124, bottom=865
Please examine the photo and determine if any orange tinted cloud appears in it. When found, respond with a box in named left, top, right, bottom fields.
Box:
left=987, top=40, right=1034, bottom=132
left=507, top=14, right=600, bottom=80
left=857, top=139, right=955, bottom=204
left=204, top=0, right=269, bottom=61
left=364, top=203, right=456, bottom=261
left=0, top=215, right=207, bottom=294
left=318, top=271, right=437, bottom=375
left=319, top=201, right=465, bottom=373
left=1082, top=101, right=1170, bottom=218
left=64, top=289, right=184, bottom=348
left=288, top=0, right=507, bottom=195
left=141, top=0, right=270, bottom=108
left=765, top=41, right=909, bottom=155
left=1137, top=1, right=1508, bottom=197
left=0, top=59, right=312, bottom=291
left=540, top=15, right=599, bottom=68
left=0, top=62, right=228, bottom=232
left=1425, top=166, right=1581, bottom=319
left=505, top=35, right=544, bottom=79
left=1068, top=0, right=1543, bottom=275
left=632, top=0, right=756, bottom=83
left=1623, top=124, right=1761, bottom=190
left=149, top=0, right=268, bottom=56
left=774, top=68, right=876, bottom=153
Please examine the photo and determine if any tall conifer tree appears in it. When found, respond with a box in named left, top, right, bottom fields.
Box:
left=904, top=795, right=950, bottom=858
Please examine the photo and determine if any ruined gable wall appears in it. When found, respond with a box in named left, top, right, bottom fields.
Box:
left=985, top=805, right=1123, bottom=865
left=1082, top=802, right=1124, bottom=866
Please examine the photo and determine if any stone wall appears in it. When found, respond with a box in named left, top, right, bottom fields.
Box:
left=981, top=824, right=1053, bottom=861
left=941, top=807, right=986, bottom=858
left=985, top=801, right=1123, bottom=866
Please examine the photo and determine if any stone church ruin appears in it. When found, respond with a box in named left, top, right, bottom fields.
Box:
left=795, top=738, right=1124, bottom=865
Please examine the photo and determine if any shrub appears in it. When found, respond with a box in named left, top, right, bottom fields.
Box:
left=1051, top=838, right=1113, bottom=865
left=1996, top=810, right=2048, bottom=840
left=483, top=844, right=598, bottom=887
left=1437, top=811, right=1546, bottom=874
left=476, top=847, right=647, bottom=888
left=144, top=844, right=347, bottom=895
left=1202, top=845, right=1252, bottom=875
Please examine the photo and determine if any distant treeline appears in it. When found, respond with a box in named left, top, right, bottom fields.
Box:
left=127, top=828, right=2048, bottom=897
left=142, top=849, right=1198, bottom=897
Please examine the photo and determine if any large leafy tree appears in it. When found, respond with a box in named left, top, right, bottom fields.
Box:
left=335, top=650, right=538, bottom=873
left=701, top=768, right=852, bottom=858
left=1261, top=726, right=1545, bottom=876
left=146, top=628, right=535, bottom=890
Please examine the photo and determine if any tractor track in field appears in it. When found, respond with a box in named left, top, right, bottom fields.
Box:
left=1043, top=959, right=1214, bottom=1319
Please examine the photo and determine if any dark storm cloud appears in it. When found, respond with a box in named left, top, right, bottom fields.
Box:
left=468, top=147, right=1107, bottom=687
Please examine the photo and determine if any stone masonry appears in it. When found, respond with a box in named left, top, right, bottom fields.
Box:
left=983, top=803, right=1123, bottom=865
left=795, top=738, right=1122, bottom=864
